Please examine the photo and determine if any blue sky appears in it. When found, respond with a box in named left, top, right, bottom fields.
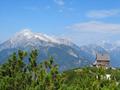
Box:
left=1, top=0, right=120, bottom=45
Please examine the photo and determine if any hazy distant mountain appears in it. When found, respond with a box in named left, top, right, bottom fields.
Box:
left=97, top=41, right=120, bottom=67
left=0, top=30, right=90, bottom=71
left=1, top=30, right=120, bottom=70
left=80, top=41, right=120, bottom=67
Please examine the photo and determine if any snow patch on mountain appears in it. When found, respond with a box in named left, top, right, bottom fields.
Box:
left=68, top=50, right=78, bottom=58
left=97, top=40, right=120, bottom=51
left=0, top=29, right=75, bottom=51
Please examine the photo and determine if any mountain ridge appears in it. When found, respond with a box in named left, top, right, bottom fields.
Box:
left=1, top=30, right=120, bottom=70
left=0, top=29, right=90, bottom=71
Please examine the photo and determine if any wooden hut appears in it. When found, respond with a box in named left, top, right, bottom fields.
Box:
left=93, top=53, right=110, bottom=67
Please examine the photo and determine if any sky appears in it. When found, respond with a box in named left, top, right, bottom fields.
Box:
left=1, top=0, right=120, bottom=46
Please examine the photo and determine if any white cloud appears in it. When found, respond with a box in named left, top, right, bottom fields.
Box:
left=66, top=21, right=120, bottom=33
left=54, top=0, right=65, bottom=6
left=86, top=9, right=120, bottom=18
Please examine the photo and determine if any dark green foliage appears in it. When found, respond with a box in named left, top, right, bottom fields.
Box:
left=1, top=50, right=120, bottom=90
left=0, top=50, right=63, bottom=90
left=63, top=67, right=120, bottom=90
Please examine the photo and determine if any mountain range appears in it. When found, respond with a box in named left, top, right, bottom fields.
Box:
left=0, top=30, right=120, bottom=71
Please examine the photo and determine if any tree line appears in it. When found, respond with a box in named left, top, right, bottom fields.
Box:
left=1, top=50, right=120, bottom=90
